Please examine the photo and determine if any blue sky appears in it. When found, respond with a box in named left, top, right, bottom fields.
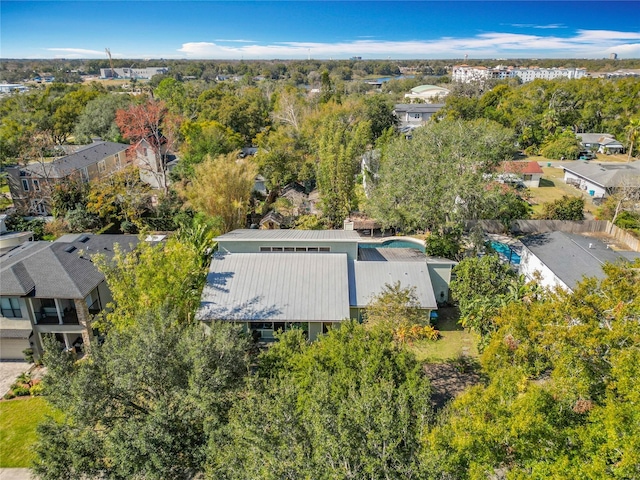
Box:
left=2, top=1, right=639, bottom=59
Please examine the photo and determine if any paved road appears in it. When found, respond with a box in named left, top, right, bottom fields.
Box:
left=0, top=361, right=31, bottom=397
left=0, top=469, right=31, bottom=480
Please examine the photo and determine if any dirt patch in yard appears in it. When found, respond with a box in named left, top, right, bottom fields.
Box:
left=423, top=361, right=484, bottom=410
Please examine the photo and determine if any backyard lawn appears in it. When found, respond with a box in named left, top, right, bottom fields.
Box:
left=409, top=308, right=479, bottom=363
left=0, top=397, right=61, bottom=468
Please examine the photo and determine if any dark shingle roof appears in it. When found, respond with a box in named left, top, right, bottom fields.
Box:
left=0, top=234, right=139, bottom=298
left=22, top=141, right=129, bottom=178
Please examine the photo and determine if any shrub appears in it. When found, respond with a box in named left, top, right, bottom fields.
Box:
left=22, top=348, right=34, bottom=363
left=30, top=383, right=45, bottom=396
left=12, top=386, right=31, bottom=397
left=3, top=391, right=16, bottom=400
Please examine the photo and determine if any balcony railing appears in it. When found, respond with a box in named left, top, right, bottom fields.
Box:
left=37, top=309, right=79, bottom=325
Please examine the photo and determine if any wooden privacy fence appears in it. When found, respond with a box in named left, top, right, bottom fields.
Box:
left=466, top=220, right=640, bottom=252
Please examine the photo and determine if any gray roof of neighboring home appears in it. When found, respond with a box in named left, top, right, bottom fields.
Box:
left=348, top=260, right=437, bottom=308
left=197, top=253, right=350, bottom=322
left=0, top=234, right=139, bottom=298
left=21, top=141, right=129, bottom=178
left=563, top=161, right=640, bottom=188
left=577, top=133, right=622, bottom=146
left=216, top=229, right=361, bottom=242
left=393, top=103, right=445, bottom=113
left=521, top=232, right=640, bottom=290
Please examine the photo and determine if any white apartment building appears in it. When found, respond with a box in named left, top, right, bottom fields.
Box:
left=452, top=65, right=587, bottom=83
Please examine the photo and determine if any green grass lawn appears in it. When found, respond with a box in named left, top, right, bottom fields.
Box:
left=0, top=397, right=62, bottom=468
left=409, top=308, right=479, bottom=363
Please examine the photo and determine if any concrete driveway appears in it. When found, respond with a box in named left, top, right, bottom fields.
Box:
left=0, top=361, right=31, bottom=397
left=0, top=469, right=32, bottom=480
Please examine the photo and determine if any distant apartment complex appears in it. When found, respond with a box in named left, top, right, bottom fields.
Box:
left=452, top=65, right=587, bottom=83
left=100, top=67, right=168, bottom=79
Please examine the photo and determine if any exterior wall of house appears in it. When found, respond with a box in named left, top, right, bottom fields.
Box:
left=522, top=173, right=542, bottom=188
left=5, top=167, right=54, bottom=215
left=0, top=297, right=32, bottom=360
left=217, top=239, right=359, bottom=261
left=427, top=263, right=454, bottom=304
left=519, top=247, right=571, bottom=291
left=563, top=171, right=607, bottom=198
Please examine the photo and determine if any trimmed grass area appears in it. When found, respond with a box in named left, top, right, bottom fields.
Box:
left=409, top=308, right=479, bottom=363
left=0, top=397, right=62, bottom=468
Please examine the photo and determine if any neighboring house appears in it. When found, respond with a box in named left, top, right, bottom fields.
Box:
left=577, top=133, right=625, bottom=155
left=498, top=161, right=544, bottom=188
left=393, top=103, right=445, bottom=130
left=6, top=140, right=129, bottom=215
left=0, top=234, right=140, bottom=360
left=259, top=211, right=287, bottom=229
left=253, top=175, right=267, bottom=196
left=343, top=214, right=383, bottom=237
left=404, top=85, right=450, bottom=102
left=197, top=230, right=450, bottom=341
left=0, top=83, right=28, bottom=94
left=562, top=161, right=640, bottom=199
left=280, top=183, right=312, bottom=216
left=519, top=231, right=640, bottom=292
left=133, top=138, right=179, bottom=190
left=0, top=215, right=33, bottom=256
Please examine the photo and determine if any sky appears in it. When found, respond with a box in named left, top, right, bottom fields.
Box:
left=1, top=1, right=640, bottom=60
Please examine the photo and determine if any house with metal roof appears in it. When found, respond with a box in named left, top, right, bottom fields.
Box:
left=197, top=229, right=453, bottom=341
left=6, top=140, right=130, bottom=215
left=562, top=161, right=640, bottom=199
left=0, top=234, right=139, bottom=360
left=519, top=231, right=640, bottom=292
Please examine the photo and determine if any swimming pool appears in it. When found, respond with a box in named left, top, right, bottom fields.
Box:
left=490, top=241, right=521, bottom=265
left=359, top=239, right=426, bottom=252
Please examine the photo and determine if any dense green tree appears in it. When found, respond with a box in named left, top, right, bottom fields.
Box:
left=368, top=119, right=516, bottom=233
left=73, top=94, right=131, bottom=143
left=316, top=115, right=370, bottom=227
left=535, top=195, right=584, bottom=220
left=33, top=312, right=250, bottom=480
left=208, top=322, right=432, bottom=479
left=94, top=234, right=211, bottom=332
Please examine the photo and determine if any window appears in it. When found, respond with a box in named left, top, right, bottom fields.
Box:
left=22, top=179, right=29, bottom=191
left=31, top=200, right=46, bottom=215
left=98, top=160, right=106, bottom=173
left=259, top=247, right=270, bottom=252
left=32, top=179, right=40, bottom=191
left=1, top=298, right=22, bottom=318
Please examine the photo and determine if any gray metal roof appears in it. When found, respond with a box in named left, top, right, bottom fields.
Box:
left=197, top=253, right=350, bottom=322
left=348, top=260, right=437, bottom=309
left=1, top=235, right=139, bottom=298
left=521, top=232, right=640, bottom=290
left=216, top=229, right=361, bottom=242
left=358, top=247, right=426, bottom=262
left=21, top=141, right=129, bottom=178
left=562, top=161, right=640, bottom=188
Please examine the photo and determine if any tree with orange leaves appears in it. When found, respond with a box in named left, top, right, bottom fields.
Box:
left=115, top=99, right=182, bottom=193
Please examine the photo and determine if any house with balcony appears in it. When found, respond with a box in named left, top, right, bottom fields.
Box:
left=0, top=234, right=139, bottom=360
left=197, top=230, right=455, bottom=341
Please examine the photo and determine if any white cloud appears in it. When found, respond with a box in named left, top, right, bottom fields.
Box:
left=214, top=39, right=255, bottom=43
left=177, top=29, right=640, bottom=59
left=47, top=48, right=106, bottom=58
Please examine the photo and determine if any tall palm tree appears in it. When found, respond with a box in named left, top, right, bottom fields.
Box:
left=626, top=117, right=640, bottom=162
